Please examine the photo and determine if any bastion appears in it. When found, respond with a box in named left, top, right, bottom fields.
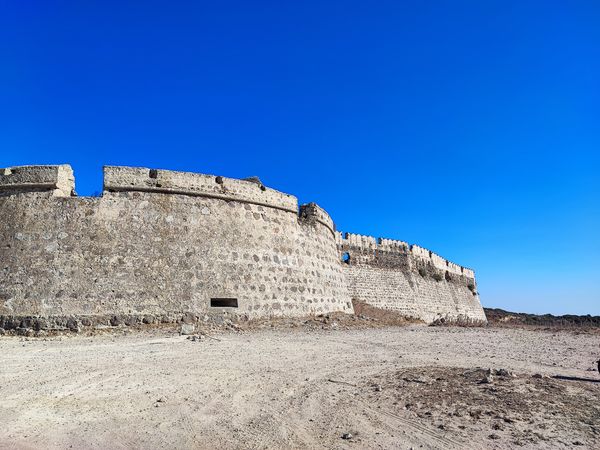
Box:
left=0, top=165, right=486, bottom=332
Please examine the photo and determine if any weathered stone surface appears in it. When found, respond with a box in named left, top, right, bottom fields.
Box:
left=0, top=164, right=485, bottom=328
left=180, top=324, right=195, bottom=335
left=0, top=165, right=74, bottom=197
left=0, top=165, right=352, bottom=323
left=337, top=232, right=486, bottom=324
left=103, top=166, right=297, bottom=212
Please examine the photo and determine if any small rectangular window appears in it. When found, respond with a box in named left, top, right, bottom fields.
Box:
left=210, top=298, right=238, bottom=308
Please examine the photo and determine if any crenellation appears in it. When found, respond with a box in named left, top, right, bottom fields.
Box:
left=446, top=260, right=463, bottom=276
left=430, top=252, right=447, bottom=270
left=379, top=238, right=409, bottom=251
left=340, top=232, right=377, bottom=250
left=462, top=267, right=475, bottom=279
left=410, top=244, right=431, bottom=259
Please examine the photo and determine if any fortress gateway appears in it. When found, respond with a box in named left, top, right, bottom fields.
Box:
left=0, top=165, right=486, bottom=331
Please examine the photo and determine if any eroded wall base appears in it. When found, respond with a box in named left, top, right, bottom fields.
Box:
left=0, top=312, right=245, bottom=335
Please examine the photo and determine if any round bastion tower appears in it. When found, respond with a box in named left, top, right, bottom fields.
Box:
left=0, top=165, right=353, bottom=328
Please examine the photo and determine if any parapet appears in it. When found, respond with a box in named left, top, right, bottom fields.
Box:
left=379, top=237, right=409, bottom=251
left=0, top=165, right=74, bottom=197
left=338, top=232, right=475, bottom=279
left=410, top=244, right=474, bottom=278
left=299, top=202, right=335, bottom=234
left=340, top=232, right=409, bottom=252
left=103, top=166, right=298, bottom=213
left=341, top=232, right=377, bottom=250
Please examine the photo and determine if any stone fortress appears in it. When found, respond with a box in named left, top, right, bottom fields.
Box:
left=0, top=165, right=486, bottom=332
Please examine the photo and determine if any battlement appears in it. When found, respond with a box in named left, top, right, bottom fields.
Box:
left=0, top=165, right=74, bottom=197
left=338, top=232, right=377, bottom=249
left=337, top=232, right=474, bottom=279
left=410, top=245, right=473, bottom=277
left=104, top=166, right=298, bottom=213
left=379, top=238, right=410, bottom=251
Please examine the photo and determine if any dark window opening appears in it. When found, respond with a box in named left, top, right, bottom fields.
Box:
left=210, top=298, right=238, bottom=308
left=342, top=252, right=350, bottom=264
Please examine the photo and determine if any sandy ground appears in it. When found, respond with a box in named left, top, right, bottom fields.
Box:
left=1, top=325, right=599, bottom=449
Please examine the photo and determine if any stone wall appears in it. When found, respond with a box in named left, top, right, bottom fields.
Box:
left=0, top=164, right=486, bottom=331
left=0, top=165, right=352, bottom=329
left=337, top=232, right=486, bottom=323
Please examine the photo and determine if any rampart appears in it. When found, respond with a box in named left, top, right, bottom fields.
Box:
left=336, top=232, right=486, bottom=323
left=0, top=165, right=352, bottom=331
left=0, top=164, right=485, bottom=332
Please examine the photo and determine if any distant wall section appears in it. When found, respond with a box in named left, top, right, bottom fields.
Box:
left=337, top=233, right=486, bottom=323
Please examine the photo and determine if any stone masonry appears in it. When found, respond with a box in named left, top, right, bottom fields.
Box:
left=337, top=234, right=486, bottom=323
left=0, top=165, right=486, bottom=332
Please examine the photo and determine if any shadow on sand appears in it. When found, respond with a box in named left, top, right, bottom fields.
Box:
left=552, top=375, right=600, bottom=383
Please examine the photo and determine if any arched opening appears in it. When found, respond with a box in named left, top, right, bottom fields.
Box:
left=342, top=252, right=350, bottom=264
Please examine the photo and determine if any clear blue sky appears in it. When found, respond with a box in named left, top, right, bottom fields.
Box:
left=1, top=1, right=598, bottom=315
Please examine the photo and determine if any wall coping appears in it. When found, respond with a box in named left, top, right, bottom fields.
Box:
left=103, top=166, right=299, bottom=213
left=0, top=165, right=74, bottom=197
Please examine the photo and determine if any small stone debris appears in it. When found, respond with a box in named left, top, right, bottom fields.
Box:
left=488, top=434, right=500, bottom=440
left=341, top=433, right=353, bottom=440
left=479, top=370, right=494, bottom=384
left=481, top=374, right=493, bottom=384
left=532, top=373, right=543, bottom=379
left=180, top=324, right=195, bottom=335
left=374, top=384, right=382, bottom=392
left=110, top=316, right=121, bottom=327
left=493, top=368, right=512, bottom=377
left=66, top=318, right=79, bottom=332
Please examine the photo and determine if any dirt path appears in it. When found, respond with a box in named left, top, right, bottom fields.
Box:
left=1, top=326, right=599, bottom=449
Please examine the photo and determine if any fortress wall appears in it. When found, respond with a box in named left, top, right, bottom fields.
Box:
left=0, top=163, right=486, bottom=329
left=338, top=233, right=486, bottom=323
left=0, top=166, right=352, bottom=326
